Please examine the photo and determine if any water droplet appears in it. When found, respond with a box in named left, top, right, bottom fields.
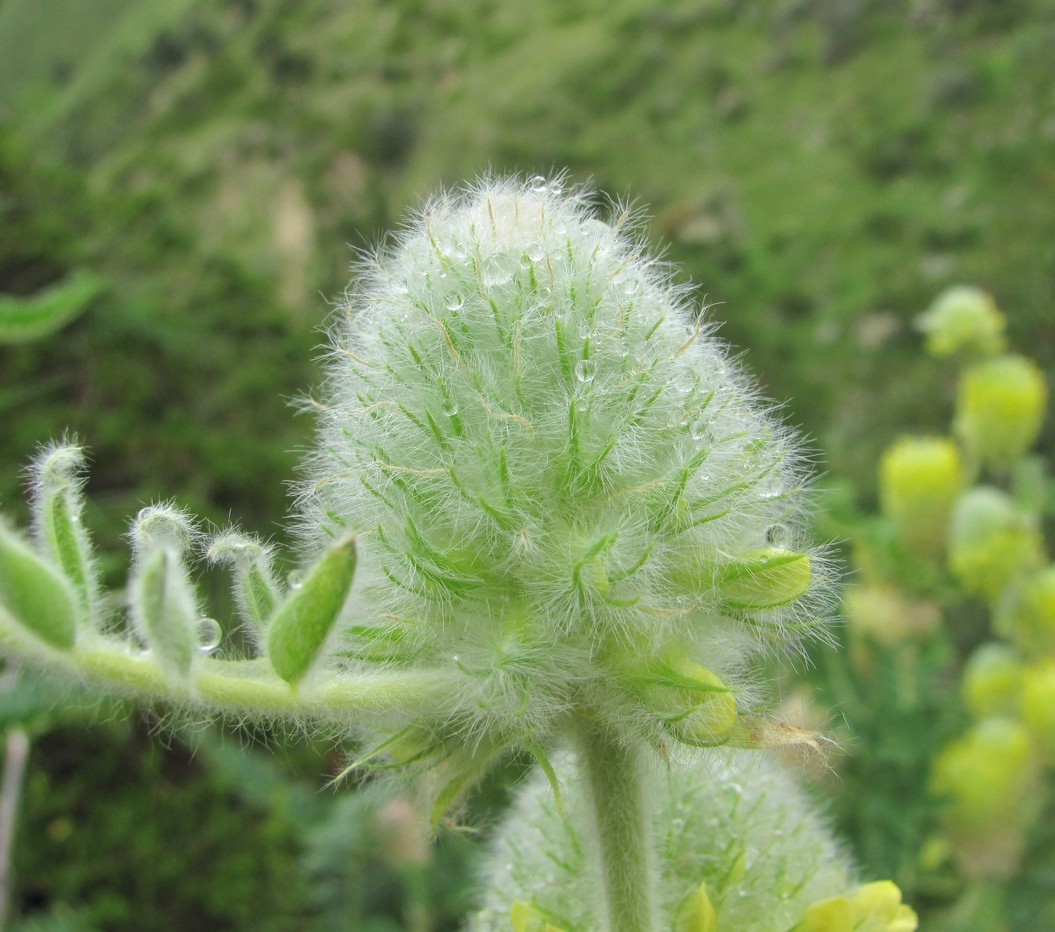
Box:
left=527, top=241, right=545, bottom=262
left=757, top=479, right=784, bottom=501
left=197, top=617, right=222, bottom=653
left=578, top=322, right=591, bottom=339
left=442, top=398, right=459, bottom=416
left=287, top=569, right=305, bottom=590
left=483, top=256, right=512, bottom=287
left=689, top=418, right=712, bottom=443
left=438, top=269, right=448, bottom=280
left=548, top=179, right=564, bottom=195
left=623, top=278, right=641, bottom=296
left=673, top=372, right=695, bottom=395
left=444, top=291, right=464, bottom=311
left=528, top=175, right=548, bottom=193
left=574, top=359, right=596, bottom=383
left=765, top=524, right=789, bottom=547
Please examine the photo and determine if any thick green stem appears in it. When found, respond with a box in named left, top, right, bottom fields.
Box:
left=573, top=714, right=658, bottom=932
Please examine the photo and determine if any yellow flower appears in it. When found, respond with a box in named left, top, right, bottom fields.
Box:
left=797, top=880, right=918, bottom=931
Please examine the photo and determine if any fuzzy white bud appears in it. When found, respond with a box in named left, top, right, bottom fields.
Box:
left=300, top=175, right=831, bottom=753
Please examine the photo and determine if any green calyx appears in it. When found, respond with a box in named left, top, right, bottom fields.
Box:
left=717, top=548, right=812, bottom=612
left=633, top=654, right=737, bottom=747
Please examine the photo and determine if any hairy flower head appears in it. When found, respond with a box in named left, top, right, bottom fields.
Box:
left=300, top=175, right=831, bottom=755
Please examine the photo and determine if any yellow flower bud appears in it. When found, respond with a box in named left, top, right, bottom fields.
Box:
left=677, top=881, right=718, bottom=932
left=998, top=565, right=1055, bottom=657
left=844, top=585, right=941, bottom=650
left=947, top=487, right=1044, bottom=604
left=850, top=881, right=918, bottom=931
left=879, top=436, right=964, bottom=554
left=955, top=354, right=1047, bottom=468
left=917, top=286, right=1006, bottom=358
left=798, top=894, right=854, bottom=932
left=962, top=643, right=1023, bottom=719
left=931, top=718, right=1041, bottom=879
left=797, top=881, right=917, bottom=932
left=1021, top=660, right=1055, bottom=764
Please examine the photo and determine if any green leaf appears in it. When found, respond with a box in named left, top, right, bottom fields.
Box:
left=267, top=534, right=357, bottom=684
left=130, top=548, right=199, bottom=676
left=0, top=519, right=77, bottom=650
left=207, top=531, right=280, bottom=630
left=31, top=443, right=98, bottom=619
left=0, top=270, right=103, bottom=343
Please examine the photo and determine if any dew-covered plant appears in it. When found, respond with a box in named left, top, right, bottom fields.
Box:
left=0, top=176, right=915, bottom=930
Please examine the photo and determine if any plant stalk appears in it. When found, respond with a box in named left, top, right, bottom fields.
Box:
left=573, top=714, right=658, bottom=932
left=0, top=726, right=30, bottom=929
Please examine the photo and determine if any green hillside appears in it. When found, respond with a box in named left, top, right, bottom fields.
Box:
left=3, top=0, right=1053, bottom=522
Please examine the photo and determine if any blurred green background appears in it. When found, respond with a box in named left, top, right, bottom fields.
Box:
left=1, top=0, right=1053, bottom=928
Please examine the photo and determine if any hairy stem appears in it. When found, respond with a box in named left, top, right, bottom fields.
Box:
left=573, top=713, right=658, bottom=932
left=0, top=617, right=459, bottom=726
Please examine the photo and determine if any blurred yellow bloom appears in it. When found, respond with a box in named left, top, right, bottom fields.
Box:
left=955, top=353, right=1047, bottom=468
left=797, top=880, right=918, bottom=931
left=880, top=436, right=964, bottom=555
